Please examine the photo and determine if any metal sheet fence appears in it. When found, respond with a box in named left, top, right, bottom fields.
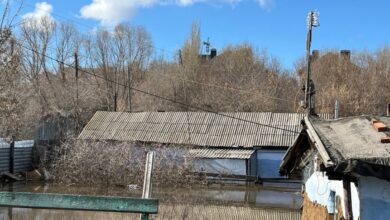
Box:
left=0, top=140, right=34, bottom=173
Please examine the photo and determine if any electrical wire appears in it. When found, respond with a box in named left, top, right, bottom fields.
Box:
left=14, top=39, right=300, bottom=134
left=10, top=2, right=298, bottom=105
left=156, top=73, right=296, bottom=103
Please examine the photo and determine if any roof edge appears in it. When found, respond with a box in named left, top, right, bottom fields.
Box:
left=304, top=116, right=334, bottom=167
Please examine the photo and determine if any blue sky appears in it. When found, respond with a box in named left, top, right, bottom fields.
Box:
left=12, top=0, right=390, bottom=70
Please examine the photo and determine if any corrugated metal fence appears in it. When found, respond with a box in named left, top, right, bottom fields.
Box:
left=0, top=139, right=34, bottom=173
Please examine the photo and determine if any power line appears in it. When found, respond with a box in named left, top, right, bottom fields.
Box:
left=156, top=72, right=296, bottom=103
left=15, top=22, right=295, bottom=105
left=14, top=16, right=295, bottom=105
left=14, top=39, right=299, bottom=134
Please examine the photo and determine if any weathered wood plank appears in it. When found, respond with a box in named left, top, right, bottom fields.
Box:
left=304, top=116, right=334, bottom=167
left=140, top=151, right=155, bottom=220
left=0, top=192, right=158, bottom=214
left=1, top=173, right=22, bottom=181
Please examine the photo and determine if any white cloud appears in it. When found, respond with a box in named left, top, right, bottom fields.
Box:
left=23, top=2, right=54, bottom=21
left=176, top=0, right=242, bottom=6
left=22, top=2, right=56, bottom=28
left=256, top=0, right=274, bottom=9
left=80, top=0, right=158, bottom=26
left=80, top=0, right=243, bottom=25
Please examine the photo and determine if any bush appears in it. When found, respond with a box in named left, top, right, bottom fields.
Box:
left=49, top=140, right=206, bottom=187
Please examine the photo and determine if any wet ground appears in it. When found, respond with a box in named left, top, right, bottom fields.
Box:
left=0, top=182, right=303, bottom=220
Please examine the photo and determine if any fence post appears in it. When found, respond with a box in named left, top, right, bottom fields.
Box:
left=140, top=151, right=154, bottom=220
left=9, top=136, right=15, bottom=174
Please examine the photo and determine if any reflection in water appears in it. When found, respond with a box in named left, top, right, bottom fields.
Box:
left=0, top=205, right=302, bottom=220
left=0, top=208, right=139, bottom=220
left=0, top=182, right=302, bottom=220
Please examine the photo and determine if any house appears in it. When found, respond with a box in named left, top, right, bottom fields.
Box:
left=79, top=111, right=330, bottom=180
left=280, top=115, right=390, bottom=220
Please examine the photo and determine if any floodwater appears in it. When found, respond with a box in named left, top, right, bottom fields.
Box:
left=0, top=182, right=302, bottom=220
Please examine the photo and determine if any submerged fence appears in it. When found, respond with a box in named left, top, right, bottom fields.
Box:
left=0, top=139, right=34, bottom=173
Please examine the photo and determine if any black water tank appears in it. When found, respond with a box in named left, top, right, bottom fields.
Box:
left=210, top=49, right=217, bottom=59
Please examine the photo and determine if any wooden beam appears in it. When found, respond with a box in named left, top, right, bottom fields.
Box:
left=9, top=137, right=15, bottom=174
left=142, top=151, right=154, bottom=199
left=343, top=179, right=353, bottom=220
left=140, top=151, right=155, bottom=220
left=304, top=116, right=334, bottom=167
left=0, top=192, right=158, bottom=214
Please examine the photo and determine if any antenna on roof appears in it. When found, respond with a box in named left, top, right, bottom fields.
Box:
left=203, top=37, right=211, bottom=54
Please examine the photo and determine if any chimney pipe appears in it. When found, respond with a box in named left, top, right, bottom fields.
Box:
left=340, top=50, right=351, bottom=61
left=210, top=48, right=217, bottom=59
left=335, top=100, right=340, bottom=119
left=387, top=103, right=390, bottom=117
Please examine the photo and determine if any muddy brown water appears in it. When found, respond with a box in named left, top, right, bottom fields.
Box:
left=0, top=182, right=302, bottom=220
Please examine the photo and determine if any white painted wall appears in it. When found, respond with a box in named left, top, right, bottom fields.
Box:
left=305, top=171, right=360, bottom=220
left=359, top=176, right=390, bottom=220
left=193, top=159, right=247, bottom=175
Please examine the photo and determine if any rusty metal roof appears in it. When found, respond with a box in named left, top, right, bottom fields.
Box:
left=79, top=111, right=331, bottom=148
left=187, top=148, right=255, bottom=159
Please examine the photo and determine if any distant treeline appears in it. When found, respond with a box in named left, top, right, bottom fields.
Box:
left=1, top=2, right=390, bottom=138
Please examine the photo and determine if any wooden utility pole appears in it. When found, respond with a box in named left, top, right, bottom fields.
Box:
left=127, top=65, right=132, bottom=112
left=304, top=11, right=319, bottom=116
left=305, top=11, right=313, bottom=115
left=75, top=53, right=79, bottom=101
left=179, top=49, right=192, bottom=143
left=74, top=53, right=79, bottom=133
left=114, top=93, right=117, bottom=112
left=178, top=49, right=183, bottom=65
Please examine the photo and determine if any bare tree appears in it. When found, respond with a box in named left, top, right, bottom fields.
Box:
left=0, top=0, right=24, bottom=136
left=303, top=49, right=390, bottom=116
left=55, top=22, right=79, bottom=82
left=19, top=15, right=56, bottom=115
left=83, top=23, right=153, bottom=111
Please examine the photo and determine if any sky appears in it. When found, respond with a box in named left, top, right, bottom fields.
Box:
left=8, top=0, right=390, bottom=70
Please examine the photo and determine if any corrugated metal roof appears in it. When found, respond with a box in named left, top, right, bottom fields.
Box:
left=79, top=111, right=332, bottom=148
left=187, top=149, right=255, bottom=159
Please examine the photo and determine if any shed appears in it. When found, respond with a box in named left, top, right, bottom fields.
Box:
left=280, top=115, right=390, bottom=220
left=79, top=111, right=330, bottom=180
left=187, top=148, right=256, bottom=176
